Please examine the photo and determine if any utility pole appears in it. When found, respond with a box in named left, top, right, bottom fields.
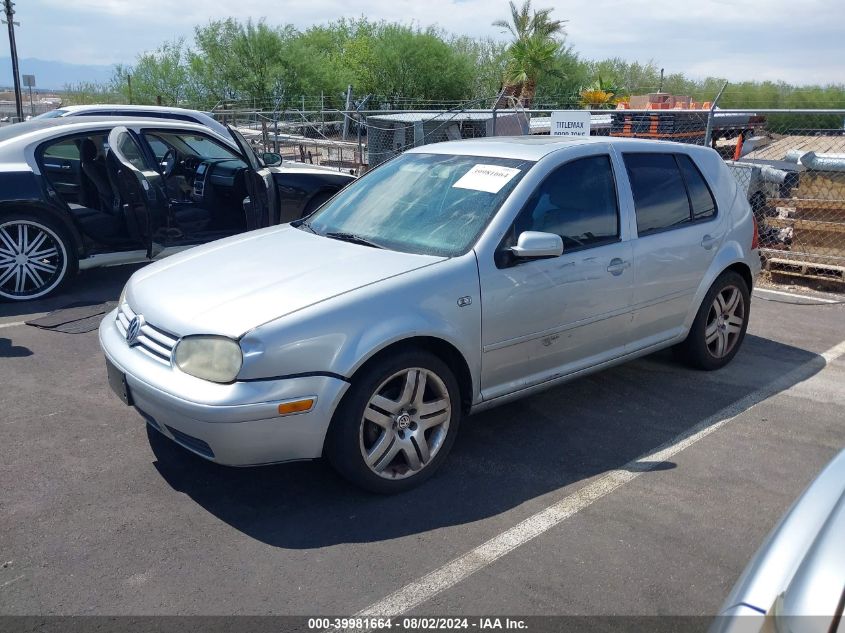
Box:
left=126, top=74, right=132, bottom=104
left=342, top=85, right=352, bottom=141
left=658, top=68, right=665, bottom=93
left=2, top=0, right=23, bottom=121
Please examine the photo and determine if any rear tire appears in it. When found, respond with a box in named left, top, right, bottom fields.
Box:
left=324, top=350, right=462, bottom=494
left=0, top=212, right=77, bottom=302
left=674, top=270, right=750, bottom=371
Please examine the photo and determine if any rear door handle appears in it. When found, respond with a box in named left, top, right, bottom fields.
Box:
left=701, top=234, right=718, bottom=250
left=606, top=258, right=631, bottom=275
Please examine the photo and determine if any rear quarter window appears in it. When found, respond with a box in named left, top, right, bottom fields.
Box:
left=42, top=138, right=79, bottom=160
left=677, top=154, right=717, bottom=220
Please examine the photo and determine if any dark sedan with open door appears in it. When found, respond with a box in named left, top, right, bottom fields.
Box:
left=0, top=117, right=354, bottom=301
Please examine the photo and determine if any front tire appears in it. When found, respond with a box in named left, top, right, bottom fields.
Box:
left=0, top=213, right=77, bottom=302
left=324, top=350, right=462, bottom=493
left=675, top=270, right=750, bottom=370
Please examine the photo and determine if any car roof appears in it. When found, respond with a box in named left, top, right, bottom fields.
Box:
left=408, top=135, right=715, bottom=161
left=59, top=104, right=208, bottom=115
left=0, top=116, right=234, bottom=148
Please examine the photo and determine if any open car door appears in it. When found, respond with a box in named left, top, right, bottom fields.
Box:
left=227, top=125, right=279, bottom=229
left=106, top=126, right=169, bottom=258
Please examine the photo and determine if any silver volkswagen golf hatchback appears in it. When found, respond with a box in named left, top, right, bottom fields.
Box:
left=100, top=137, right=761, bottom=493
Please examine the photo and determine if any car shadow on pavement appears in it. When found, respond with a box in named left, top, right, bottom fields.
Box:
left=149, top=333, right=826, bottom=549
left=0, top=263, right=143, bottom=320
left=0, top=337, right=32, bottom=357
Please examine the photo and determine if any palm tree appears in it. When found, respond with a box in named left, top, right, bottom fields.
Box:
left=493, top=0, right=566, bottom=107
left=579, top=76, right=625, bottom=109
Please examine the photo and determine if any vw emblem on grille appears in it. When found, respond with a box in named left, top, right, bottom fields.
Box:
left=125, top=315, right=144, bottom=346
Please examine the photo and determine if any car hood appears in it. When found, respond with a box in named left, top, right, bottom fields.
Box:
left=273, top=161, right=355, bottom=176
left=127, top=225, right=445, bottom=338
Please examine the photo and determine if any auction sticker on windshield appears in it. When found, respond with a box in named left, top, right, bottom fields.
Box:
left=453, top=164, right=521, bottom=194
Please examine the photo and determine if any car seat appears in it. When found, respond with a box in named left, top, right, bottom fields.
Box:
left=80, top=138, right=119, bottom=214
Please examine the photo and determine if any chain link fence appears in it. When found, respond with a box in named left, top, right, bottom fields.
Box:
left=208, top=104, right=845, bottom=285
left=715, top=110, right=845, bottom=285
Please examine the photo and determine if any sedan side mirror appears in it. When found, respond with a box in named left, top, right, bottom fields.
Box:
left=262, top=152, right=283, bottom=167
left=509, top=231, right=563, bottom=259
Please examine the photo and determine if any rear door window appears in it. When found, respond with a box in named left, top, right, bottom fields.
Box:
left=624, top=153, right=692, bottom=236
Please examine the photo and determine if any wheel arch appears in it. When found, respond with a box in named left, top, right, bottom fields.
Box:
left=0, top=200, right=85, bottom=258
left=725, top=261, right=753, bottom=293
left=684, top=235, right=758, bottom=332
left=346, top=335, right=474, bottom=416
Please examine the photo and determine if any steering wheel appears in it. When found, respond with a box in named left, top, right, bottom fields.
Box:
left=160, top=148, right=178, bottom=179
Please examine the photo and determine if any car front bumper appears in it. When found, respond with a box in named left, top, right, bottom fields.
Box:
left=99, top=309, right=350, bottom=466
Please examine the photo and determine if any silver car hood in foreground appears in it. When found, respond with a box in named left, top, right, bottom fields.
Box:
left=126, top=225, right=445, bottom=338
left=711, top=448, right=845, bottom=633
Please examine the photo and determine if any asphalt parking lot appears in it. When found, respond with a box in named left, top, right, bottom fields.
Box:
left=1, top=266, right=844, bottom=618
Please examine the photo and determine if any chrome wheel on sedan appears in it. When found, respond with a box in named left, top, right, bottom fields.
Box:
left=705, top=285, right=745, bottom=359
left=360, top=367, right=451, bottom=480
left=0, top=217, right=70, bottom=301
left=325, top=350, right=461, bottom=493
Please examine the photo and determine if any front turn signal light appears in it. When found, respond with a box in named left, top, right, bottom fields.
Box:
left=278, top=398, right=315, bottom=416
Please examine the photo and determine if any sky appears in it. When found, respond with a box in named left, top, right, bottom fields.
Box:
left=9, top=0, right=845, bottom=86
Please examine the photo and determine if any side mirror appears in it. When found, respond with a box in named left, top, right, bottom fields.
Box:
left=262, top=152, right=282, bottom=167
left=509, top=231, right=563, bottom=259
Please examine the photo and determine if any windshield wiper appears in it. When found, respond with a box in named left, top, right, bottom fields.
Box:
left=323, top=231, right=384, bottom=249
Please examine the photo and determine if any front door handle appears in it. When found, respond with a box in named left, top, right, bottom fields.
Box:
left=701, top=234, right=718, bottom=250
left=607, top=258, right=631, bottom=276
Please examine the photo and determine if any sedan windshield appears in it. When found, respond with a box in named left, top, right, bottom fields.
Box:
left=302, top=152, right=533, bottom=256
left=33, top=109, right=67, bottom=119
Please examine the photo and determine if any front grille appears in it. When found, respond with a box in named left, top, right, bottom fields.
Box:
left=115, top=302, right=179, bottom=364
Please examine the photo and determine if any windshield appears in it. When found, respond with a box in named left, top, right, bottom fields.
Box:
left=228, top=126, right=265, bottom=169
left=34, top=109, right=67, bottom=119
left=303, top=152, right=533, bottom=256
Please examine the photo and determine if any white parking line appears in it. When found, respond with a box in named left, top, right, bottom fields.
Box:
left=353, top=338, right=845, bottom=620
left=0, top=320, right=26, bottom=330
left=754, top=288, right=841, bottom=304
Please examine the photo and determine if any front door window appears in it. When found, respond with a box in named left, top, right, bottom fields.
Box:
left=139, top=129, right=250, bottom=243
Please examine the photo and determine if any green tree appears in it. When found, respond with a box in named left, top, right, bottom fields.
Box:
left=531, top=46, right=585, bottom=107
left=62, top=81, right=120, bottom=105
left=111, top=40, right=190, bottom=106
left=189, top=19, right=288, bottom=108
left=582, top=58, right=661, bottom=95
left=493, top=0, right=567, bottom=107
left=449, top=35, right=509, bottom=101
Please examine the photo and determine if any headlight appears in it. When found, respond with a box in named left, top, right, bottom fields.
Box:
left=173, top=336, right=243, bottom=383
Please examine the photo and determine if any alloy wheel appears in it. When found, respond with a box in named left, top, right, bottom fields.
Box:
left=705, top=285, right=745, bottom=359
left=359, top=367, right=451, bottom=480
left=0, top=220, right=67, bottom=300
